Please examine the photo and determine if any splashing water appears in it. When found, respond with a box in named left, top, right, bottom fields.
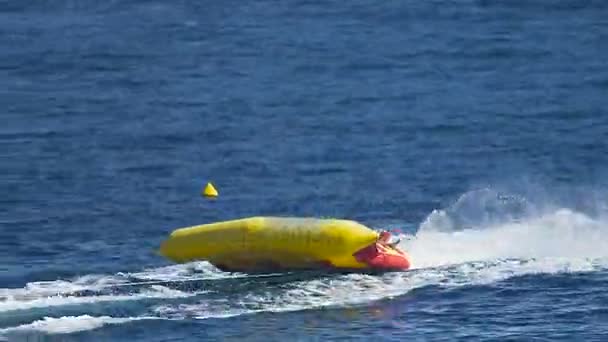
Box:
left=403, top=187, right=608, bottom=268
left=405, top=208, right=608, bottom=269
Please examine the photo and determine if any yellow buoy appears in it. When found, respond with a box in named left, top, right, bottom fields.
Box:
left=202, top=182, right=218, bottom=198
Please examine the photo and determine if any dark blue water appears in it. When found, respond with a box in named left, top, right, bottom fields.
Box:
left=2, top=1, right=608, bottom=340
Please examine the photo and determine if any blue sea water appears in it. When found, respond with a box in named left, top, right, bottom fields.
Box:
left=2, top=0, right=608, bottom=340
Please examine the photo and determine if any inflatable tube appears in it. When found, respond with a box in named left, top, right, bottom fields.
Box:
left=159, top=216, right=411, bottom=272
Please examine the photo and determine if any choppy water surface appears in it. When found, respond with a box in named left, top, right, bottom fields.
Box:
left=2, top=1, right=608, bottom=341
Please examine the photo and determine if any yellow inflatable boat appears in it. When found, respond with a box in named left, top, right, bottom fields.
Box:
left=159, top=216, right=411, bottom=272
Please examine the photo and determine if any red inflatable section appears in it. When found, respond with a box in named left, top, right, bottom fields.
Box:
left=353, top=241, right=411, bottom=271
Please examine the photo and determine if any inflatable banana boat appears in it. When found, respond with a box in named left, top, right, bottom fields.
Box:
left=159, top=216, right=411, bottom=272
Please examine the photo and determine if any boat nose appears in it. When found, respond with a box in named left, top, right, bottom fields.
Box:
left=158, top=237, right=178, bottom=260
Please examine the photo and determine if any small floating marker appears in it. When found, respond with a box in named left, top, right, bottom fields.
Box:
left=202, top=182, right=218, bottom=198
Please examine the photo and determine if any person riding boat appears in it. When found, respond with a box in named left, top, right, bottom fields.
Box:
left=378, top=231, right=401, bottom=249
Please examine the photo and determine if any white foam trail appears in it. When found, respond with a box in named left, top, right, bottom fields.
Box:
left=119, top=261, right=286, bottom=286
left=0, top=261, right=235, bottom=313
left=0, top=315, right=160, bottom=335
left=0, top=261, right=231, bottom=300
left=0, top=284, right=196, bottom=313
left=122, top=261, right=234, bottom=281
left=154, top=256, right=604, bottom=321
left=0, top=274, right=127, bottom=302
